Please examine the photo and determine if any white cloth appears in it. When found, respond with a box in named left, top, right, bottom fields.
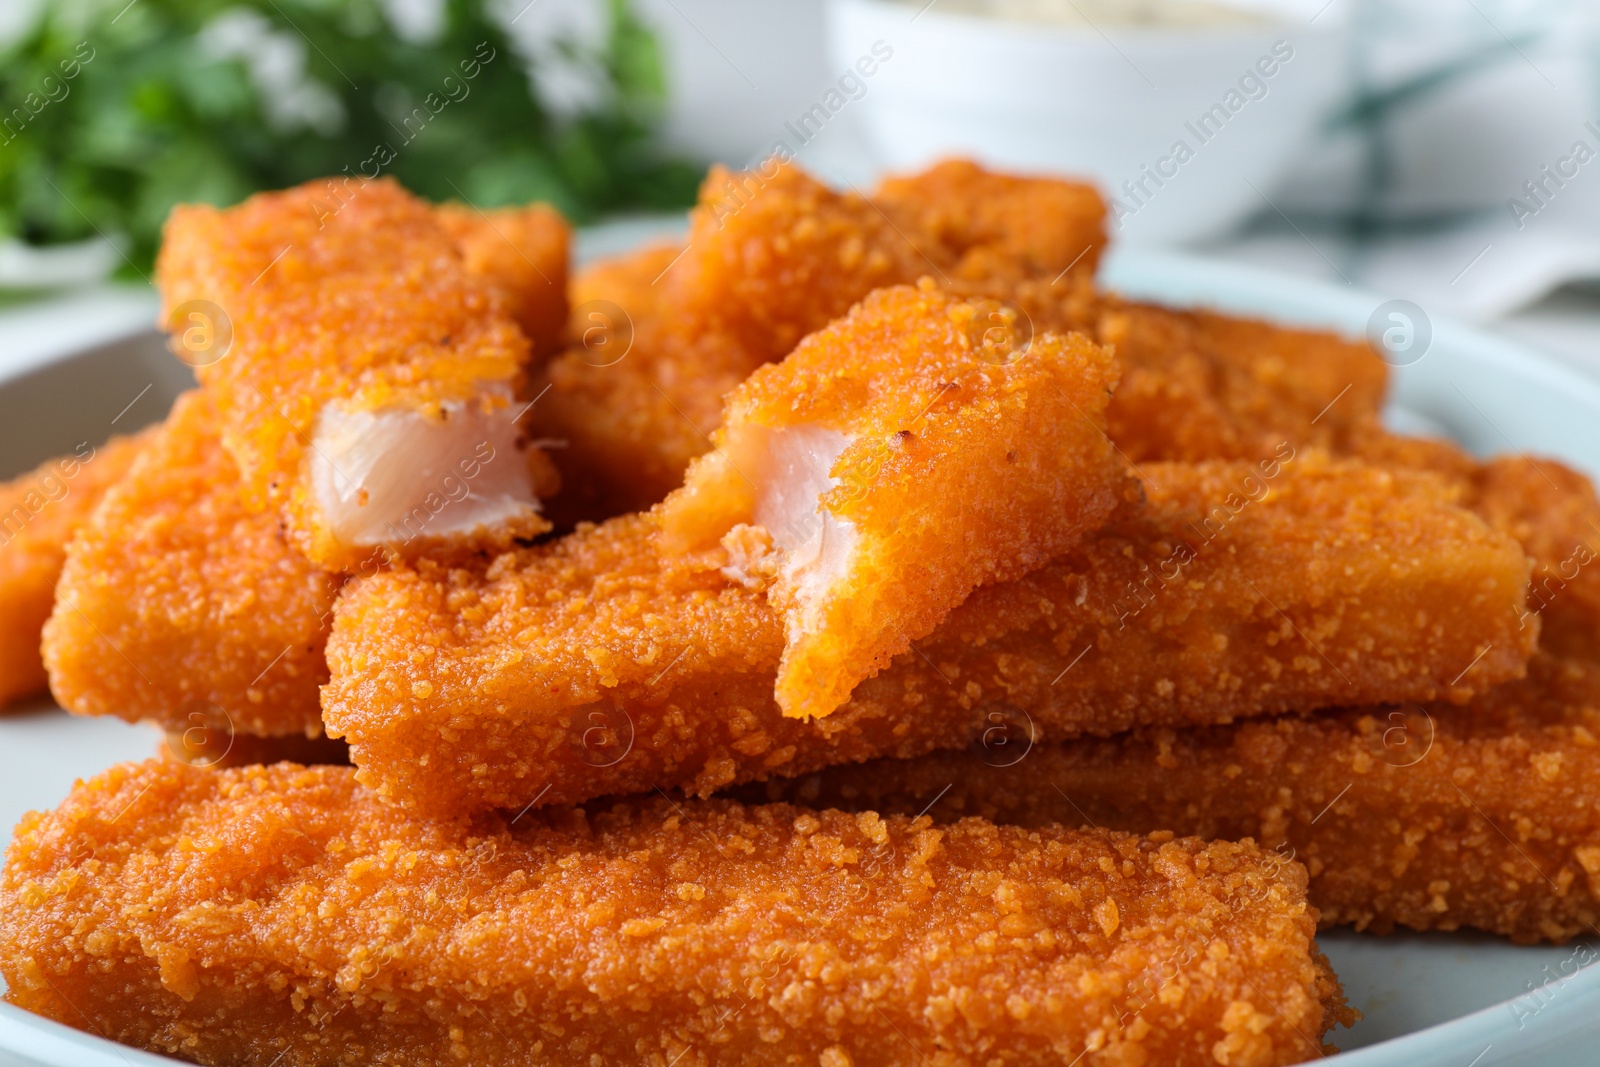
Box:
left=1216, top=0, right=1600, bottom=320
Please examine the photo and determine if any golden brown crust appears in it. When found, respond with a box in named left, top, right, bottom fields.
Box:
left=663, top=283, right=1127, bottom=718
left=748, top=653, right=1600, bottom=945
left=1094, top=298, right=1389, bottom=464
left=534, top=162, right=1389, bottom=526
left=1356, top=431, right=1600, bottom=659
left=435, top=201, right=570, bottom=360
left=0, top=430, right=151, bottom=709
left=531, top=161, right=1114, bottom=524
left=44, top=391, right=336, bottom=737
left=1471, top=456, right=1600, bottom=660
left=324, top=455, right=1533, bottom=815
left=874, top=157, right=1108, bottom=284
left=0, top=759, right=1340, bottom=1066
left=155, top=178, right=544, bottom=569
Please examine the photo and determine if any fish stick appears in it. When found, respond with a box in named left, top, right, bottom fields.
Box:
left=873, top=157, right=1109, bottom=284
left=748, top=652, right=1600, bottom=945
left=1467, top=456, right=1600, bottom=659
left=156, top=178, right=560, bottom=570
left=532, top=161, right=1110, bottom=522
left=43, top=197, right=571, bottom=733
left=662, top=284, right=1125, bottom=718
left=1092, top=297, right=1388, bottom=463
left=1358, top=431, right=1600, bottom=658
left=873, top=171, right=1389, bottom=463
left=0, top=759, right=1347, bottom=1066
left=535, top=161, right=1387, bottom=524
left=0, top=430, right=151, bottom=709
left=44, top=391, right=335, bottom=738
left=434, top=201, right=569, bottom=360
left=324, top=455, right=1534, bottom=815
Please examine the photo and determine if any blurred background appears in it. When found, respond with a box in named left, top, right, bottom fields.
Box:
left=3, top=0, right=1600, bottom=374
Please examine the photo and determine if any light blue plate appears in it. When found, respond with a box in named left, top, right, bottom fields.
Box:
left=2, top=246, right=1599, bottom=1066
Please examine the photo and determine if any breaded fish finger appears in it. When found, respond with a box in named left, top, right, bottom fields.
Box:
left=663, top=284, right=1125, bottom=718
left=1095, top=298, right=1389, bottom=464
left=435, top=201, right=570, bottom=360
left=1470, top=456, right=1600, bottom=660
left=0, top=759, right=1345, bottom=1066
left=873, top=157, right=1108, bottom=285
left=875, top=175, right=1388, bottom=465
left=749, top=652, right=1600, bottom=945
left=533, top=161, right=1109, bottom=522
left=44, top=391, right=335, bottom=738
left=1358, top=431, right=1600, bottom=659
left=324, top=456, right=1533, bottom=815
left=156, top=178, right=560, bottom=569
left=0, top=430, right=150, bottom=709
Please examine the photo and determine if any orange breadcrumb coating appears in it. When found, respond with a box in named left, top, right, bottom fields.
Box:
left=538, top=244, right=751, bottom=525
left=324, top=456, right=1533, bottom=815
left=531, top=161, right=1111, bottom=522
left=874, top=157, right=1108, bottom=285
left=156, top=178, right=553, bottom=569
left=668, top=162, right=956, bottom=364
left=1463, top=456, right=1600, bottom=661
left=1357, top=431, right=1600, bottom=659
left=1081, top=290, right=1389, bottom=464
left=0, top=759, right=1346, bottom=1066
left=435, top=201, right=570, bottom=359
left=663, top=284, right=1125, bottom=718
left=0, top=430, right=150, bottom=709
left=44, top=392, right=335, bottom=738
left=535, top=162, right=1388, bottom=524
left=874, top=174, right=1387, bottom=464
left=750, top=652, right=1600, bottom=945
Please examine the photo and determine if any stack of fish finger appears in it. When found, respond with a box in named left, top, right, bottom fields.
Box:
left=3, top=158, right=1597, bottom=1066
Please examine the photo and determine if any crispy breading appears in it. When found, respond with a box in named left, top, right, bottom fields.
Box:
left=531, top=161, right=1111, bottom=523
left=663, top=284, right=1126, bottom=718
left=1470, top=457, right=1600, bottom=659
left=324, top=456, right=1533, bottom=815
left=156, top=178, right=555, bottom=569
left=669, top=162, right=952, bottom=362
left=874, top=157, right=1108, bottom=283
left=435, top=201, right=570, bottom=358
left=873, top=165, right=1386, bottom=463
left=534, top=161, right=1387, bottom=524
left=1079, top=291, right=1389, bottom=464
left=539, top=242, right=749, bottom=525
left=0, top=759, right=1345, bottom=1066
left=0, top=430, right=150, bottom=709
left=1358, top=431, right=1600, bottom=658
left=44, top=392, right=335, bottom=738
left=749, top=653, right=1600, bottom=945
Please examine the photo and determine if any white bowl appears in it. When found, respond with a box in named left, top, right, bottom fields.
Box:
left=825, top=0, right=1350, bottom=244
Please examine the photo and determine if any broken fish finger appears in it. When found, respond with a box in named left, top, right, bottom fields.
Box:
left=662, top=283, right=1126, bottom=718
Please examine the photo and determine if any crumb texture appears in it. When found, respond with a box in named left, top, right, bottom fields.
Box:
left=325, top=455, right=1532, bottom=815
left=44, top=391, right=334, bottom=737
left=1, top=760, right=1339, bottom=1066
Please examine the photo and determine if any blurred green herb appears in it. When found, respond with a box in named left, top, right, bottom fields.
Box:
left=0, top=0, right=701, bottom=277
